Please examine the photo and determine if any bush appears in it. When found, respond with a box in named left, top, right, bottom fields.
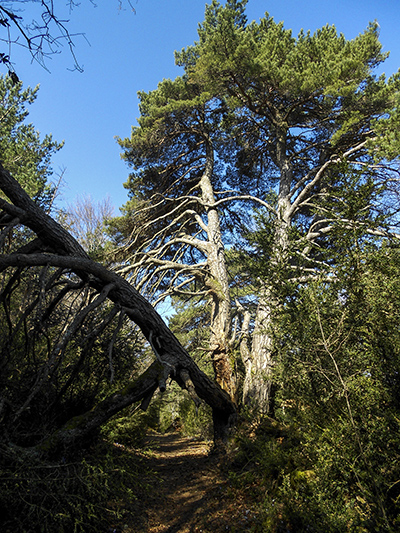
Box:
left=102, top=405, right=158, bottom=447
left=0, top=438, right=149, bottom=533
left=178, top=396, right=213, bottom=439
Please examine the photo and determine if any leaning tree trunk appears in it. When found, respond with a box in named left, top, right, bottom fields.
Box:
left=0, top=163, right=236, bottom=453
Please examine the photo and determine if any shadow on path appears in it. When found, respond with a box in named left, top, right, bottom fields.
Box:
left=112, top=431, right=260, bottom=533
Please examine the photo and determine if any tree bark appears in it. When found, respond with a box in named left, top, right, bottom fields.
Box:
left=243, top=284, right=275, bottom=413
left=200, top=141, right=235, bottom=401
left=242, top=127, right=292, bottom=413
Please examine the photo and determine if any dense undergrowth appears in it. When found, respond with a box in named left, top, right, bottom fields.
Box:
left=227, top=412, right=400, bottom=533
left=0, top=411, right=152, bottom=533
left=0, top=395, right=213, bottom=533
left=1, top=402, right=399, bottom=532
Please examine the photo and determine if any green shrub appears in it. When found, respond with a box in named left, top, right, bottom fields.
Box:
left=0, top=438, right=148, bottom=532
left=102, top=405, right=158, bottom=447
left=178, top=396, right=213, bottom=439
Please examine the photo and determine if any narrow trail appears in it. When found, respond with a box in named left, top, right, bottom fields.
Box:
left=116, top=431, right=261, bottom=533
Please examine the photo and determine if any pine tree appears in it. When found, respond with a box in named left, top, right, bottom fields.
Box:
left=115, top=1, right=400, bottom=412
left=114, top=77, right=238, bottom=399
left=0, top=75, right=62, bottom=202
left=178, top=0, right=400, bottom=410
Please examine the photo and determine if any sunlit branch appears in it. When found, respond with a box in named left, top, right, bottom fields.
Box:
left=289, top=141, right=369, bottom=217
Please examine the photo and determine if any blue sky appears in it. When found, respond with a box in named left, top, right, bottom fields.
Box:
left=4, top=0, right=400, bottom=213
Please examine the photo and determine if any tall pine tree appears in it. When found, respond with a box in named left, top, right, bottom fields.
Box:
left=115, top=0, right=400, bottom=411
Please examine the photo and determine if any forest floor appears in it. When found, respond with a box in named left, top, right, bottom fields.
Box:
left=108, top=430, right=263, bottom=533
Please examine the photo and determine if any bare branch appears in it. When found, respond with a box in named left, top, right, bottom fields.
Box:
left=289, top=141, right=369, bottom=218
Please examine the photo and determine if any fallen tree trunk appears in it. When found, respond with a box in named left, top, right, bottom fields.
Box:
left=0, top=163, right=236, bottom=452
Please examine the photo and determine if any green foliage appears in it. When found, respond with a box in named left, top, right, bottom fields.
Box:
left=165, top=297, right=214, bottom=438
left=0, top=439, right=149, bottom=532
left=185, top=1, right=394, bottom=147
left=169, top=294, right=213, bottom=367
left=271, top=244, right=400, bottom=530
left=103, top=406, right=159, bottom=447
left=178, top=396, right=213, bottom=439
left=226, top=230, right=400, bottom=530
left=0, top=75, right=62, bottom=201
left=148, top=381, right=213, bottom=439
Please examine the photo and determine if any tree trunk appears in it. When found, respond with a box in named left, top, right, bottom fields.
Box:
left=200, top=142, right=235, bottom=401
left=243, top=284, right=275, bottom=413
left=242, top=132, right=292, bottom=412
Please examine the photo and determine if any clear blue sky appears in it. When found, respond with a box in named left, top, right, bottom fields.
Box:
left=4, top=0, right=400, bottom=213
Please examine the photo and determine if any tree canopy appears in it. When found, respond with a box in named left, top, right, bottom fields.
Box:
left=0, top=74, right=61, bottom=199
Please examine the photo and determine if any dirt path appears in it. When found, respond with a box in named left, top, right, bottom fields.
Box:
left=115, top=431, right=261, bottom=533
